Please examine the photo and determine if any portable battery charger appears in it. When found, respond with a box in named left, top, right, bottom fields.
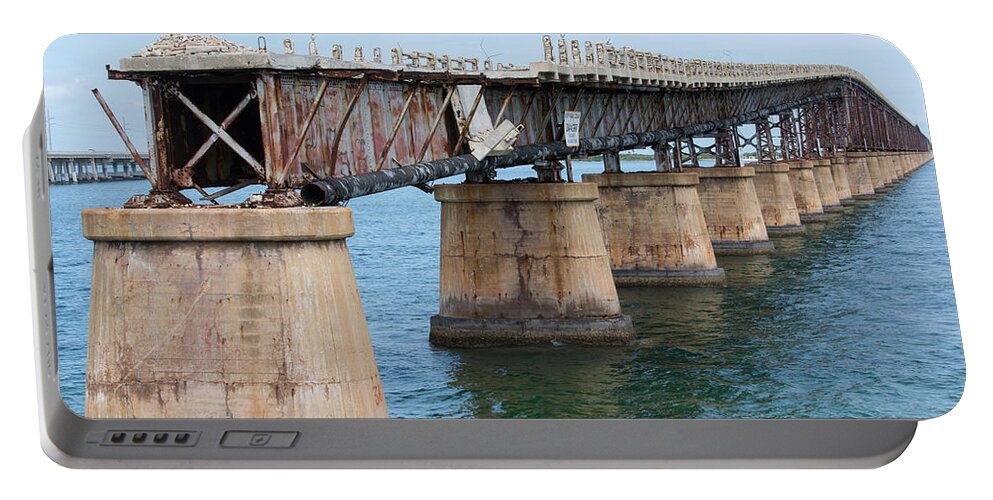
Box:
left=26, top=33, right=962, bottom=468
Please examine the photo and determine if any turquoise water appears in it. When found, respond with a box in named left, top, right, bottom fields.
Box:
left=51, top=161, right=965, bottom=418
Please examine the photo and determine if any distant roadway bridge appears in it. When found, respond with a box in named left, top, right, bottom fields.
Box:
left=47, top=150, right=148, bottom=184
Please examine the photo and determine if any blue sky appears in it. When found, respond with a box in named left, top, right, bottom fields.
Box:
left=43, top=33, right=930, bottom=152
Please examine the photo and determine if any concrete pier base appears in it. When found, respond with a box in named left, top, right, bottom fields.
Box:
left=686, top=166, right=774, bottom=255
left=878, top=154, right=897, bottom=187
left=82, top=207, right=388, bottom=419
left=865, top=155, right=891, bottom=193
left=812, top=159, right=843, bottom=212
left=885, top=154, right=903, bottom=183
left=751, top=163, right=805, bottom=235
left=430, top=182, right=634, bottom=347
left=894, top=154, right=909, bottom=180
left=846, top=155, right=877, bottom=199
left=583, top=172, right=726, bottom=287
left=788, top=160, right=829, bottom=222
left=829, top=156, right=854, bottom=205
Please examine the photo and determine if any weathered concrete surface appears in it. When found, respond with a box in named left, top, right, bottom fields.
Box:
left=431, top=182, right=634, bottom=347
left=686, top=166, right=774, bottom=255
left=845, top=154, right=877, bottom=199
left=584, top=172, right=726, bottom=286
left=889, top=153, right=903, bottom=184
left=83, top=207, right=388, bottom=418
left=893, top=154, right=906, bottom=181
left=877, top=154, right=897, bottom=187
left=751, top=162, right=804, bottom=235
left=812, top=159, right=843, bottom=212
left=865, top=155, right=891, bottom=192
left=904, top=153, right=926, bottom=174
left=787, top=160, right=828, bottom=222
left=829, top=156, right=854, bottom=204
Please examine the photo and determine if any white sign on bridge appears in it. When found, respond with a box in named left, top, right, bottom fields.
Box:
left=564, top=110, right=581, bottom=147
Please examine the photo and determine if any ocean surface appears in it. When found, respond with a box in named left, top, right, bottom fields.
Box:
left=50, top=160, right=965, bottom=419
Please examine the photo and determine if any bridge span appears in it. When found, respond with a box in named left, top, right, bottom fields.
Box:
left=76, top=34, right=932, bottom=419
left=46, top=151, right=147, bottom=184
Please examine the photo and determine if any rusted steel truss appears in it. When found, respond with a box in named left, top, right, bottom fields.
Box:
left=712, top=127, right=741, bottom=166
left=302, top=91, right=841, bottom=205
left=748, top=119, right=778, bottom=163
left=104, top=49, right=929, bottom=205
left=778, top=111, right=802, bottom=160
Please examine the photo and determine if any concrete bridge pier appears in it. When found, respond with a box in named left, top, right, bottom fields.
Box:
left=829, top=156, right=854, bottom=205
left=751, top=162, right=805, bottom=235
left=845, top=153, right=877, bottom=199
left=879, top=154, right=899, bottom=187
left=890, top=153, right=907, bottom=182
left=905, top=154, right=916, bottom=174
left=82, top=207, right=388, bottom=418
left=890, top=154, right=907, bottom=181
left=788, top=160, right=828, bottom=222
left=865, top=154, right=891, bottom=193
left=812, top=158, right=843, bottom=212
left=584, top=170, right=726, bottom=286
left=430, top=167, right=634, bottom=347
left=687, top=166, right=774, bottom=254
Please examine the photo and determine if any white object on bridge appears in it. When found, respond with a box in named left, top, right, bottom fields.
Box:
left=469, top=120, right=524, bottom=161
left=564, top=110, right=581, bottom=147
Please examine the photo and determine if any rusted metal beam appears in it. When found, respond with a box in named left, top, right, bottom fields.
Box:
left=190, top=183, right=220, bottom=205
left=169, top=86, right=266, bottom=178
left=280, top=78, right=330, bottom=184
left=328, top=78, right=369, bottom=177
left=493, top=85, right=517, bottom=126
left=90, top=88, right=154, bottom=183
left=416, top=85, right=456, bottom=163
left=621, top=93, right=645, bottom=135
left=376, top=85, right=417, bottom=171
left=450, top=84, right=486, bottom=156
left=200, top=179, right=255, bottom=202
left=302, top=90, right=842, bottom=206
left=604, top=92, right=630, bottom=137
left=177, top=90, right=255, bottom=184
left=537, top=86, right=563, bottom=142
left=516, top=90, right=539, bottom=131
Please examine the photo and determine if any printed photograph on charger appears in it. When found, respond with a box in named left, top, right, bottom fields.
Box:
left=44, top=33, right=963, bottom=419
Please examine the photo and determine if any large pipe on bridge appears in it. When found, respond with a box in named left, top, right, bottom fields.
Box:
left=301, top=90, right=842, bottom=206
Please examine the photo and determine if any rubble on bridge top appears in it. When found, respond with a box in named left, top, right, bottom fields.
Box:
left=133, top=34, right=254, bottom=57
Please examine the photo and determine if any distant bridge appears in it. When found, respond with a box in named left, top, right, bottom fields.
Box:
left=47, top=150, right=147, bottom=184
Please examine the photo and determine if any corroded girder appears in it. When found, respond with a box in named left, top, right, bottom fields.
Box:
left=103, top=34, right=931, bottom=205
left=301, top=91, right=841, bottom=205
